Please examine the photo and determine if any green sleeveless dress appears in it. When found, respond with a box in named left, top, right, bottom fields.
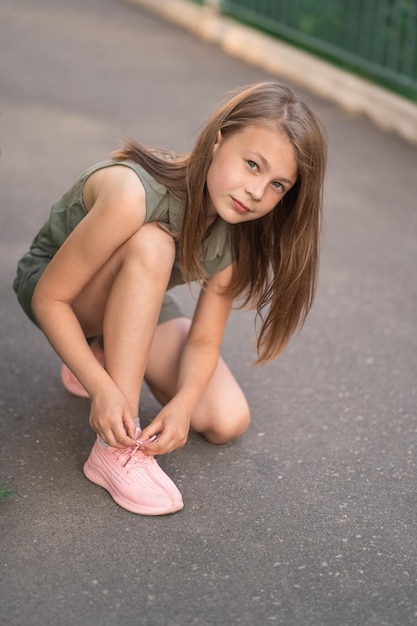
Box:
left=13, top=159, right=234, bottom=326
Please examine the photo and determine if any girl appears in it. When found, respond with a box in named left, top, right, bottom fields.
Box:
left=13, top=81, right=327, bottom=516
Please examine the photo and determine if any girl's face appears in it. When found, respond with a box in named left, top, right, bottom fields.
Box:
left=205, top=123, right=298, bottom=224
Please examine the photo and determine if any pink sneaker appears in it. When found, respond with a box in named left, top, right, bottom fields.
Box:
left=61, top=337, right=104, bottom=398
left=83, top=436, right=184, bottom=516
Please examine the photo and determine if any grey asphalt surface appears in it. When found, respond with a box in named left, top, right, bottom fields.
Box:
left=1, top=0, right=417, bottom=625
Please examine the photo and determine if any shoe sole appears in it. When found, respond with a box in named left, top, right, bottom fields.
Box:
left=61, top=364, right=90, bottom=397
left=83, top=458, right=184, bottom=516
left=60, top=338, right=105, bottom=398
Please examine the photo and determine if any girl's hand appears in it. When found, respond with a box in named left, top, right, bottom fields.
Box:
left=138, top=400, right=191, bottom=456
left=89, top=384, right=137, bottom=449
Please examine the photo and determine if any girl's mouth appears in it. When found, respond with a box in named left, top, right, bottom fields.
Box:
left=231, top=197, right=250, bottom=214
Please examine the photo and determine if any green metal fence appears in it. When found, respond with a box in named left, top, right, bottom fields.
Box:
left=199, top=0, right=417, bottom=100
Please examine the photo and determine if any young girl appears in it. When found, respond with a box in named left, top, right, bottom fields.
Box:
left=13, top=81, right=327, bottom=516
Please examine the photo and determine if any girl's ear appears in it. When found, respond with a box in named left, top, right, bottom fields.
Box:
left=213, top=130, right=223, bottom=152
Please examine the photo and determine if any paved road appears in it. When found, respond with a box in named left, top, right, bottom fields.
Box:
left=1, top=0, right=417, bottom=624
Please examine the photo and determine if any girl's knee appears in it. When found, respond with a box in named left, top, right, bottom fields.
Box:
left=121, top=223, right=175, bottom=274
left=202, top=404, right=251, bottom=445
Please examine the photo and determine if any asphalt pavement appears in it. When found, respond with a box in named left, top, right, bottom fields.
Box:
left=1, top=0, right=417, bottom=625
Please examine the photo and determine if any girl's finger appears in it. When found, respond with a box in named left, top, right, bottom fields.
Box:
left=140, top=430, right=185, bottom=456
left=123, top=416, right=138, bottom=440
left=105, top=423, right=135, bottom=449
left=138, top=422, right=163, bottom=444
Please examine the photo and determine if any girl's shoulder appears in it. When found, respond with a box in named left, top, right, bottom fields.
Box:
left=82, top=161, right=146, bottom=211
left=82, top=159, right=185, bottom=230
left=82, top=159, right=167, bottom=197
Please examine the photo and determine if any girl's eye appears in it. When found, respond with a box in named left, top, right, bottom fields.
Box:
left=247, top=160, right=258, bottom=170
left=272, top=181, right=284, bottom=192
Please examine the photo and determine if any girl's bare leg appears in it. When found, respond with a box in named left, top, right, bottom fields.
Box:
left=72, top=224, right=176, bottom=418
left=145, top=318, right=251, bottom=444
left=71, top=224, right=184, bottom=515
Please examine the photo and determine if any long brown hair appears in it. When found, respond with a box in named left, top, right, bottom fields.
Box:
left=112, top=81, right=327, bottom=364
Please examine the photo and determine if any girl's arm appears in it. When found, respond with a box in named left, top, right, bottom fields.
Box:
left=139, top=263, right=235, bottom=455
left=31, top=166, right=147, bottom=446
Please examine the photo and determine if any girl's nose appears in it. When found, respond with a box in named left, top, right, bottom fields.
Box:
left=246, top=179, right=266, bottom=201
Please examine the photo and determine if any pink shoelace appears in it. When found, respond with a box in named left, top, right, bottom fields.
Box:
left=113, top=443, right=154, bottom=469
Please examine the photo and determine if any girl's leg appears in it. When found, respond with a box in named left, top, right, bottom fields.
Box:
left=72, top=223, right=176, bottom=417
left=145, top=317, right=251, bottom=444
left=71, top=224, right=184, bottom=516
